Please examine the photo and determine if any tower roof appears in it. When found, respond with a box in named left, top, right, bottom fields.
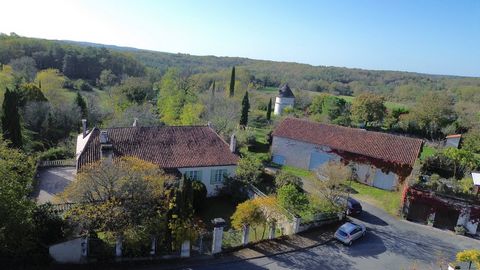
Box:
left=278, top=84, right=295, bottom=98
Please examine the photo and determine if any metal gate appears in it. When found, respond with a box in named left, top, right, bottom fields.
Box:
left=192, top=232, right=213, bottom=256
left=433, top=208, right=459, bottom=230
left=407, top=201, right=430, bottom=224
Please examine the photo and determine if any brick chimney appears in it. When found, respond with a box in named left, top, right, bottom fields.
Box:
left=82, top=119, right=87, bottom=138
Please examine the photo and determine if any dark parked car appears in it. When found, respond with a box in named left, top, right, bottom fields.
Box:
left=336, top=196, right=363, bottom=216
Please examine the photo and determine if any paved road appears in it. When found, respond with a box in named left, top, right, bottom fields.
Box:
left=33, top=166, right=75, bottom=204
left=188, top=201, right=479, bottom=270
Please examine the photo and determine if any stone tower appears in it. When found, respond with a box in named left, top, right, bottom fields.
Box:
left=274, top=84, right=295, bottom=115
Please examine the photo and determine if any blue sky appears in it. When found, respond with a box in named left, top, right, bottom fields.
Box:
left=1, top=0, right=479, bottom=76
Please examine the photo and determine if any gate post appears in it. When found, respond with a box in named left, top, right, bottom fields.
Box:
left=150, top=236, right=156, bottom=255
left=241, top=224, right=250, bottom=246
left=115, top=235, right=123, bottom=257
left=268, top=222, right=276, bottom=239
left=292, top=216, right=301, bottom=234
left=181, top=240, right=190, bottom=258
left=212, top=218, right=225, bottom=254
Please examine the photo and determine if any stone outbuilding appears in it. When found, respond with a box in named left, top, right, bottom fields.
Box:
left=271, top=118, right=423, bottom=190
left=274, top=84, right=295, bottom=115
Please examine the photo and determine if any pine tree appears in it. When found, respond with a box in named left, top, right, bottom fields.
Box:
left=75, top=92, right=88, bottom=118
left=240, top=91, right=250, bottom=126
left=266, top=98, right=272, bottom=120
left=1, top=88, right=23, bottom=148
left=229, top=66, right=235, bottom=97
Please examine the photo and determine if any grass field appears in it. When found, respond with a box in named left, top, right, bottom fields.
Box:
left=349, top=181, right=402, bottom=217
left=338, top=95, right=408, bottom=110
left=281, top=165, right=314, bottom=179
left=420, top=145, right=438, bottom=160
left=257, top=86, right=279, bottom=93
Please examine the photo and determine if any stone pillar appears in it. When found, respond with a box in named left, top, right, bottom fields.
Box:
left=115, top=235, right=123, bottom=257
left=180, top=240, right=190, bottom=258
left=292, top=216, right=301, bottom=234
left=212, top=218, right=225, bottom=254
left=150, top=236, right=156, bottom=256
left=241, top=224, right=250, bottom=246
left=81, top=236, right=88, bottom=257
left=427, top=212, right=436, bottom=227
left=198, top=234, right=204, bottom=254
left=268, top=222, right=276, bottom=239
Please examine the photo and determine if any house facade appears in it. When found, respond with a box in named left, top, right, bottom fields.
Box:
left=271, top=118, right=423, bottom=191
left=76, top=122, right=239, bottom=196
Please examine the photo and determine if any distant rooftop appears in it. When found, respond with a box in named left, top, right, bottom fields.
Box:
left=278, top=84, right=295, bottom=98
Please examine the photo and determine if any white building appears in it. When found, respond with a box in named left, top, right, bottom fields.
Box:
left=274, top=84, right=295, bottom=115
left=445, top=134, right=462, bottom=148
left=76, top=122, right=239, bottom=196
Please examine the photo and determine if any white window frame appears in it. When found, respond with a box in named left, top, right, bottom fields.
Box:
left=210, top=169, right=227, bottom=184
left=185, top=170, right=201, bottom=181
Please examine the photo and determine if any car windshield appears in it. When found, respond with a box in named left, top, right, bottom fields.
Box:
left=337, top=229, right=348, bottom=237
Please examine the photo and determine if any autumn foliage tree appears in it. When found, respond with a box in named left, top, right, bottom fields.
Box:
left=63, top=157, right=173, bottom=236
left=456, top=249, right=480, bottom=270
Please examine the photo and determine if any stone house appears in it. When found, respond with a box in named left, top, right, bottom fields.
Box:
left=76, top=121, right=239, bottom=196
left=271, top=118, right=423, bottom=190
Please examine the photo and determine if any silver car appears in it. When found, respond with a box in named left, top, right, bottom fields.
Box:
left=334, top=222, right=366, bottom=246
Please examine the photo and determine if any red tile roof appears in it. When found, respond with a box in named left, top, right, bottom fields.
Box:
left=78, top=125, right=239, bottom=170
left=273, top=118, right=423, bottom=167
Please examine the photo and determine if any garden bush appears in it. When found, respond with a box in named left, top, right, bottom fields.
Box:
left=38, top=146, right=74, bottom=161
left=275, top=171, right=303, bottom=189
left=123, top=228, right=152, bottom=257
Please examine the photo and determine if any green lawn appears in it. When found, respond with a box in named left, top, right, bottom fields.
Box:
left=281, top=165, right=315, bottom=179
left=349, top=181, right=402, bottom=217
left=257, top=86, right=279, bottom=93
left=420, top=145, right=437, bottom=160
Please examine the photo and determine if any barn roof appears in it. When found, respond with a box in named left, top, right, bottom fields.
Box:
left=77, top=125, right=239, bottom=170
left=278, top=84, right=295, bottom=98
left=273, top=118, right=423, bottom=167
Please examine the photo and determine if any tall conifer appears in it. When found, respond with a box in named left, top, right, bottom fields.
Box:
left=229, top=66, right=235, bottom=97
left=1, top=88, right=23, bottom=148
left=266, top=98, right=272, bottom=120
left=239, top=91, right=250, bottom=126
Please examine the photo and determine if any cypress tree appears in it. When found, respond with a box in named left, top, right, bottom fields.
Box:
left=239, top=91, right=250, bottom=126
left=211, top=80, right=216, bottom=97
left=266, top=98, right=272, bottom=120
left=1, top=88, right=23, bottom=148
left=75, top=92, right=88, bottom=119
left=229, top=66, right=235, bottom=97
